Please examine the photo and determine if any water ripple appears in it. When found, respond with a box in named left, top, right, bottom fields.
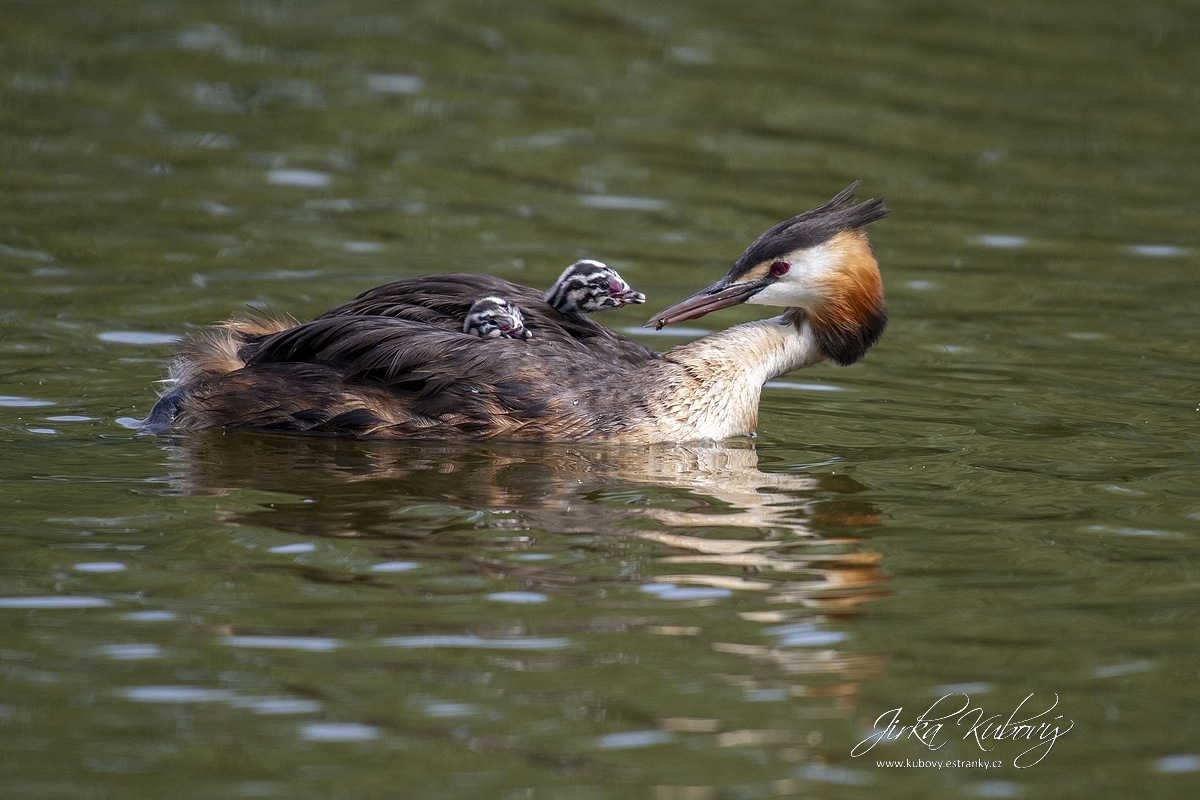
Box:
left=366, top=74, right=422, bottom=94
left=579, top=194, right=665, bottom=211
left=300, top=722, right=381, bottom=742
left=378, top=635, right=569, bottom=650
left=268, top=169, right=331, bottom=188
left=0, top=395, right=55, bottom=408
left=121, top=686, right=233, bottom=703
left=595, top=730, right=675, bottom=749
left=97, top=331, right=181, bottom=345
left=0, top=596, right=110, bottom=609
left=221, top=636, right=341, bottom=652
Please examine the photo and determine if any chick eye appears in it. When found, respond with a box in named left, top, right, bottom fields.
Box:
left=770, top=261, right=790, bottom=277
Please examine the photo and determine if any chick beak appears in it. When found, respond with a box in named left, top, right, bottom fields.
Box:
left=643, top=278, right=766, bottom=330
left=615, top=288, right=647, bottom=306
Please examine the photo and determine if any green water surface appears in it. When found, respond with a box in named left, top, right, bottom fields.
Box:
left=2, top=1, right=1198, bottom=798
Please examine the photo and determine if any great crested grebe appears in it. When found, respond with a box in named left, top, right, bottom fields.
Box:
left=544, top=259, right=646, bottom=314
left=463, top=296, right=532, bottom=339
left=145, top=183, right=888, bottom=441
left=462, top=261, right=643, bottom=339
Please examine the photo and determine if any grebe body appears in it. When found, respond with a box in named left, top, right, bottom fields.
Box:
left=146, top=184, right=888, bottom=442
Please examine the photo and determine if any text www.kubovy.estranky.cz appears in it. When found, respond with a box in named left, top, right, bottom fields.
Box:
left=876, top=759, right=1004, bottom=769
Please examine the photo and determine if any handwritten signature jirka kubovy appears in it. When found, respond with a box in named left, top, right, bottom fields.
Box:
left=851, top=693, right=1074, bottom=768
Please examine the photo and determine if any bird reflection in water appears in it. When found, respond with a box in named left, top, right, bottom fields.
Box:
left=159, top=431, right=886, bottom=766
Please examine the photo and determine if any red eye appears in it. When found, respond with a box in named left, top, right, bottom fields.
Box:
left=770, top=261, right=790, bottom=277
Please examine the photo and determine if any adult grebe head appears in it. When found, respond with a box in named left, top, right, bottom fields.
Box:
left=645, top=182, right=889, bottom=365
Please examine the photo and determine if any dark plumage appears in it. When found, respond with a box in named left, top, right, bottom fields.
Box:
left=145, top=183, right=889, bottom=442
left=311, top=273, right=650, bottom=362
left=154, top=315, right=657, bottom=439
left=144, top=273, right=657, bottom=439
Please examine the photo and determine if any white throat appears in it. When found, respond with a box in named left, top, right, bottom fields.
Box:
left=650, top=315, right=823, bottom=440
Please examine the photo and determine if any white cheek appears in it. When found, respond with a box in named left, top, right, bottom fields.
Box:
left=745, top=280, right=820, bottom=307
left=745, top=242, right=838, bottom=308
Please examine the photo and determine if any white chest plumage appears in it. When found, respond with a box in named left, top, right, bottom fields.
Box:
left=648, top=316, right=824, bottom=440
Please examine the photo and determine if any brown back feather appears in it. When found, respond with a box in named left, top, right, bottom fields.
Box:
left=160, top=306, right=660, bottom=440
left=316, top=273, right=652, bottom=363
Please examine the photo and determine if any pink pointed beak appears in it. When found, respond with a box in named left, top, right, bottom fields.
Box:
left=642, top=278, right=765, bottom=330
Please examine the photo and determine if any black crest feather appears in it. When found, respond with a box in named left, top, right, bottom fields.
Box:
left=731, top=182, right=889, bottom=276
